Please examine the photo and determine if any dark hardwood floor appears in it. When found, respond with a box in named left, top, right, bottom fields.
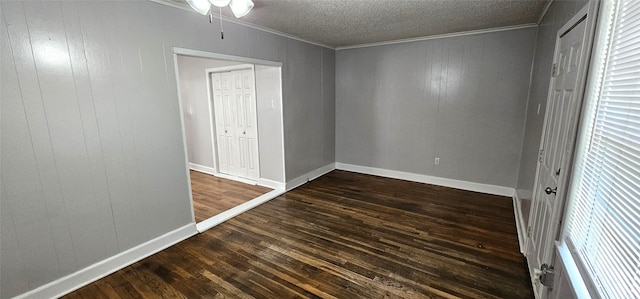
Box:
left=65, top=170, right=533, bottom=298
left=190, top=170, right=272, bottom=222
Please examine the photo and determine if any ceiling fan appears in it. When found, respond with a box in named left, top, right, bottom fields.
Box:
left=186, top=0, right=254, bottom=18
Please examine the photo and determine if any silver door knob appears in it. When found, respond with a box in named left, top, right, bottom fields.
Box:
left=545, top=187, right=557, bottom=195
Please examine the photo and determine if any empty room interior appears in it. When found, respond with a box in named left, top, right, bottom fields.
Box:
left=2, top=0, right=639, bottom=298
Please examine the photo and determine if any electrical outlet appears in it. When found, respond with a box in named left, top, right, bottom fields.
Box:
left=434, top=158, right=440, bottom=165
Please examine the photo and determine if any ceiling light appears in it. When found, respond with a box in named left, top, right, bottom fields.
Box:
left=229, top=0, right=254, bottom=18
left=209, top=0, right=231, bottom=7
left=186, top=0, right=210, bottom=15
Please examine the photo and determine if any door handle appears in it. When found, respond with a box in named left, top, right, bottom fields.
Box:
left=545, top=187, right=557, bottom=195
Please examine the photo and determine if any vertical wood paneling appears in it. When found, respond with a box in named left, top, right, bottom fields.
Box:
left=114, top=2, right=160, bottom=240
left=322, top=48, right=336, bottom=164
left=421, top=39, right=441, bottom=170
left=3, top=3, right=71, bottom=286
left=284, top=39, right=323, bottom=176
left=1, top=1, right=333, bottom=297
left=138, top=2, right=193, bottom=235
left=60, top=1, right=120, bottom=258
left=336, top=28, right=536, bottom=187
left=25, top=1, right=110, bottom=269
left=248, top=29, right=281, bottom=62
left=1, top=10, right=42, bottom=292
left=75, top=1, right=141, bottom=251
left=217, top=21, right=251, bottom=58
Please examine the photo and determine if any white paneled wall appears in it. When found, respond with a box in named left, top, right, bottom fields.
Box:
left=0, top=1, right=335, bottom=297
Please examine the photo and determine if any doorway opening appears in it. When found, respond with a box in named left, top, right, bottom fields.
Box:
left=173, top=48, right=286, bottom=233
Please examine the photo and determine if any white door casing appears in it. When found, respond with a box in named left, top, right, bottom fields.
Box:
left=211, top=73, right=224, bottom=173
left=210, top=67, right=260, bottom=180
left=526, top=9, right=590, bottom=299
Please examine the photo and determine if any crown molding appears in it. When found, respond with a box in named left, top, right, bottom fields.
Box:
left=335, top=24, right=538, bottom=50
left=537, top=0, right=555, bottom=25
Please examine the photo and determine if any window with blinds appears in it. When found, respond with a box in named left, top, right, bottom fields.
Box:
left=563, top=0, right=640, bottom=298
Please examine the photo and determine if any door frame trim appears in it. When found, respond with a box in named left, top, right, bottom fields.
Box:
left=173, top=47, right=283, bottom=67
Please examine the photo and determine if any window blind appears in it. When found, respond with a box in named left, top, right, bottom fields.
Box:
left=564, top=0, right=640, bottom=298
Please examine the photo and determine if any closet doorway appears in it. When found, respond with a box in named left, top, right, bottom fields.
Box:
left=209, top=65, right=260, bottom=181
left=174, top=48, right=286, bottom=233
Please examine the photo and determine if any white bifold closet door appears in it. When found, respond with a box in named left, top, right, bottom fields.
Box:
left=211, top=69, right=260, bottom=180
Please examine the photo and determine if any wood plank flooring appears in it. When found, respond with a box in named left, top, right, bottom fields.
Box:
left=65, top=170, right=533, bottom=298
left=190, top=170, right=272, bottom=222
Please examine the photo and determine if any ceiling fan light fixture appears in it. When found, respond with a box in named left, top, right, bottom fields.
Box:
left=209, top=0, right=231, bottom=7
left=186, top=0, right=211, bottom=15
left=230, top=0, right=254, bottom=18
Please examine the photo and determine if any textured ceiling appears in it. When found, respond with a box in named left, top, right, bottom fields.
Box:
left=164, top=0, right=549, bottom=48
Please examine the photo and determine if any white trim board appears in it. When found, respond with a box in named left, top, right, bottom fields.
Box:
left=196, top=188, right=285, bottom=232
left=336, top=24, right=537, bottom=50
left=214, top=172, right=257, bottom=185
left=335, top=163, right=515, bottom=197
left=189, top=163, right=216, bottom=176
left=556, top=241, right=594, bottom=299
left=14, top=224, right=197, bottom=299
left=189, top=163, right=259, bottom=186
left=174, top=48, right=283, bottom=67
left=190, top=163, right=285, bottom=189
left=285, top=163, right=336, bottom=191
left=513, top=192, right=528, bottom=254
left=257, top=178, right=286, bottom=190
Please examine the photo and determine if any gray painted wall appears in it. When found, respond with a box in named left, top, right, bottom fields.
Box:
left=323, top=49, right=337, bottom=164
left=515, top=0, right=588, bottom=201
left=177, top=56, right=242, bottom=169
left=336, top=28, right=536, bottom=188
left=283, top=43, right=337, bottom=177
left=255, top=65, right=286, bottom=182
left=0, top=1, right=334, bottom=297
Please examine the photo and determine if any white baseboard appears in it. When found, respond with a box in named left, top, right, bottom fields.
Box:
left=513, top=192, right=527, bottom=254
left=191, top=163, right=284, bottom=189
left=257, top=178, right=286, bottom=190
left=14, top=224, right=197, bottom=299
left=335, top=163, right=515, bottom=197
left=189, top=163, right=216, bottom=175
left=213, top=172, right=257, bottom=185
left=285, top=163, right=336, bottom=191
left=196, top=188, right=285, bottom=232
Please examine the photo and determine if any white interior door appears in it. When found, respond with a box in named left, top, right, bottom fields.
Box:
left=231, top=71, right=248, bottom=178
left=212, top=73, right=228, bottom=174
left=526, top=13, right=588, bottom=298
left=240, top=70, right=260, bottom=179
left=211, top=67, right=260, bottom=180
left=212, top=72, right=238, bottom=175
